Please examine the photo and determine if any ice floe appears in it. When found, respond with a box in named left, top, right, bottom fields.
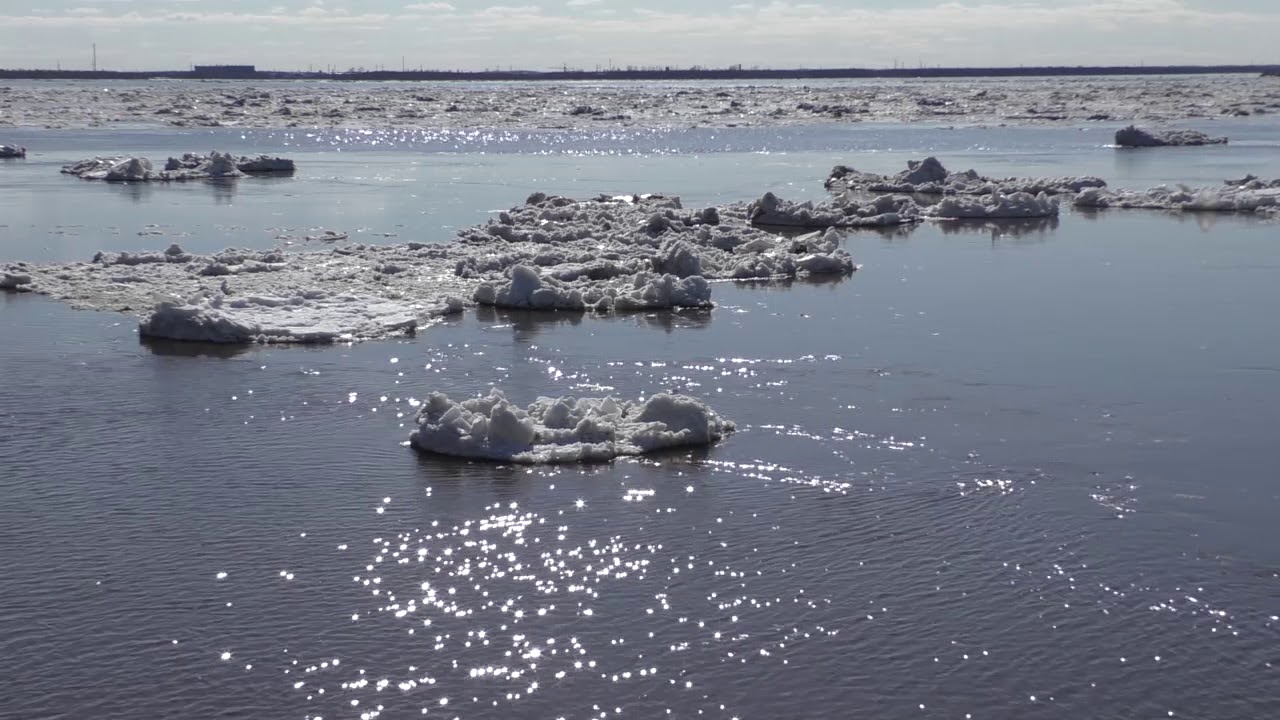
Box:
left=927, top=190, right=1060, bottom=219
left=1113, top=125, right=1228, bottom=148
left=0, top=144, right=26, bottom=158
left=1, top=242, right=471, bottom=343
left=825, top=157, right=1106, bottom=196
left=747, top=191, right=922, bottom=228
left=61, top=152, right=296, bottom=182
left=1, top=75, right=1274, bottom=130
left=453, top=192, right=856, bottom=282
left=408, top=389, right=735, bottom=463
left=1074, top=179, right=1280, bottom=218
left=2, top=192, right=860, bottom=343
left=473, top=264, right=712, bottom=312
left=235, top=155, right=296, bottom=173
left=139, top=292, right=459, bottom=344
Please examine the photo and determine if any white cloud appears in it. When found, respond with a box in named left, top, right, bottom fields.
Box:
left=404, top=2, right=455, bottom=10
left=478, top=5, right=542, bottom=14
left=566, top=0, right=601, bottom=6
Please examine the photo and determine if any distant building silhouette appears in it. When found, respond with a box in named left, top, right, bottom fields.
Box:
left=192, top=65, right=256, bottom=78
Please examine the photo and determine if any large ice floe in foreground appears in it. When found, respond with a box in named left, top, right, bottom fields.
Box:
left=61, top=152, right=296, bottom=181
left=0, top=144, right=26, bottom=158
left=2, top=192, right=860, bottom=343
left=824, top=157, right=1107, bottom=196
left=409, top=389, right=735, bottom=463
left=1113, top=125, right=1228, bottom=148
left=2, top=243, right=469, bottom=344
left=1074, top=177, right=1280, bottom=218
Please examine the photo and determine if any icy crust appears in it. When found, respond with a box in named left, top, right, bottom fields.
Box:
left=1074, top=178, right=1280, bottom=218
left=408, top=389, right=735, bottom=463
left=825, top=157, right=1106, bottom=196
left=748, top=191, right=922, bottom=228
left=454, top=193, right=856, bottom=283
left=61, top=152, right=295, bottom=181
left=2, top=75, right=1276, bottom=130
left=473, top=265, right=712, bottom=312
left=1113, top=125, right=1228, bottom=148
left=140, top=293, right=460, bottom=344
left=1, top=242, right=473, bottom=344
left=235, top=155, right=296, bottom=173
left=1, top=193, right=859, bottom=343
left=927, top=191, right=1060, bottom=219
left=0, top=144, right=26, bottom=158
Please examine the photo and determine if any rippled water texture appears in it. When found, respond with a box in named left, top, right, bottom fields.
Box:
left=1, top=120, right=1279, bottom=719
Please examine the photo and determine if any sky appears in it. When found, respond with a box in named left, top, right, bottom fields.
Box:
left=0, top=0, right=1277, bottom=72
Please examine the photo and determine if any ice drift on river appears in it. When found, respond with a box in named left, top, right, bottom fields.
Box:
left=927, top=190, right=1060, bottom=219
left=139, top=291, right=461, bottom=344
left=62, top=152, right=296, bottom=181
left=409, top=389, right=735, bottom=463
left=0, top=144, right=26, bottom=158
left=235, top=155, right=296, bottom=173
left=1113, top=125, right=1228, bottom=148
left=747, top=191, right=922, bottom=228
left=2, top=192, right=860, bottom=343
left=454, top=192, right=856, bottom=283
left=472, top=264, right=712, bottom=312
left=1074, top=178, right=1280, bottom=217
left=825, top=157, right=1106, bottom=196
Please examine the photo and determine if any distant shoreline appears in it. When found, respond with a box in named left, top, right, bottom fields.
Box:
left=2, top=65, right=1279, bottom=82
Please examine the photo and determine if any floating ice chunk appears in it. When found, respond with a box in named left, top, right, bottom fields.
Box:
left=611, top=272, right=712, bottom=311
left=656, top=239, right=705, bottom=277
left=139, top=292, right=426, bottom=344
left=473, top=264, right=584, bottom=310
left=5, top=190, right=860, bottom=340
left=748, top=192, right=847, bottom=228
left=63, top=151, right=295, bottom=182
left=899, top=156, right=949, bottom=185
left=408, top=389, right=735, bottom=463
left=1113, top=125, right=1228, bottom=148
left=161, top=151, right=244, bottom=179
left=62, top=156, right=161, bottom=181
left=0, top=144, right=26, bottom=158
left=93, top=243, right=193, bottom=266
left=825, top=157, right=1105, bottom=196
left=473, top=264, right=711, bottom=312
left=748, top=191, right=922, bottom=228
left=927, top=191, right=1060, bottom=219
left=457, top=192, right=856, bottom=287
left=1074, top=181, right=1280, bottom=218
left=1, top=271, right=33, bottom=291
left=236, top=155, right=296, bottom=173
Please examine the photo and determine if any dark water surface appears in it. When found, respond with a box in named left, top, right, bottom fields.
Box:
left=2, top=125, right=1279, bottom=719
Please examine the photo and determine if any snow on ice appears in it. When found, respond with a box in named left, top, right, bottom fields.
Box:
left=927, top=191, right=1060, bottom=219
left=0, top=75, right=1273, bottom=130
left=824, top=157, right=1106, bottom=196
left=408, top=389, right=735, bottom=463
left=1, top=193, right=856, bottom=343
left=1113, top=125, right=1228, bottom=148
left=1075, top=177, right=1280, bottom=217
left=61, top=152, right=296, bottom=182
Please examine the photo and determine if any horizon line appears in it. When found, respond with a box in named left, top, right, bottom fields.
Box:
left=2, top=63, right=1279, bottom=82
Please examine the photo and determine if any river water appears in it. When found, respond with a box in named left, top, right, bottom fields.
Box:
left=1, top=120, right=1279, bottom=719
